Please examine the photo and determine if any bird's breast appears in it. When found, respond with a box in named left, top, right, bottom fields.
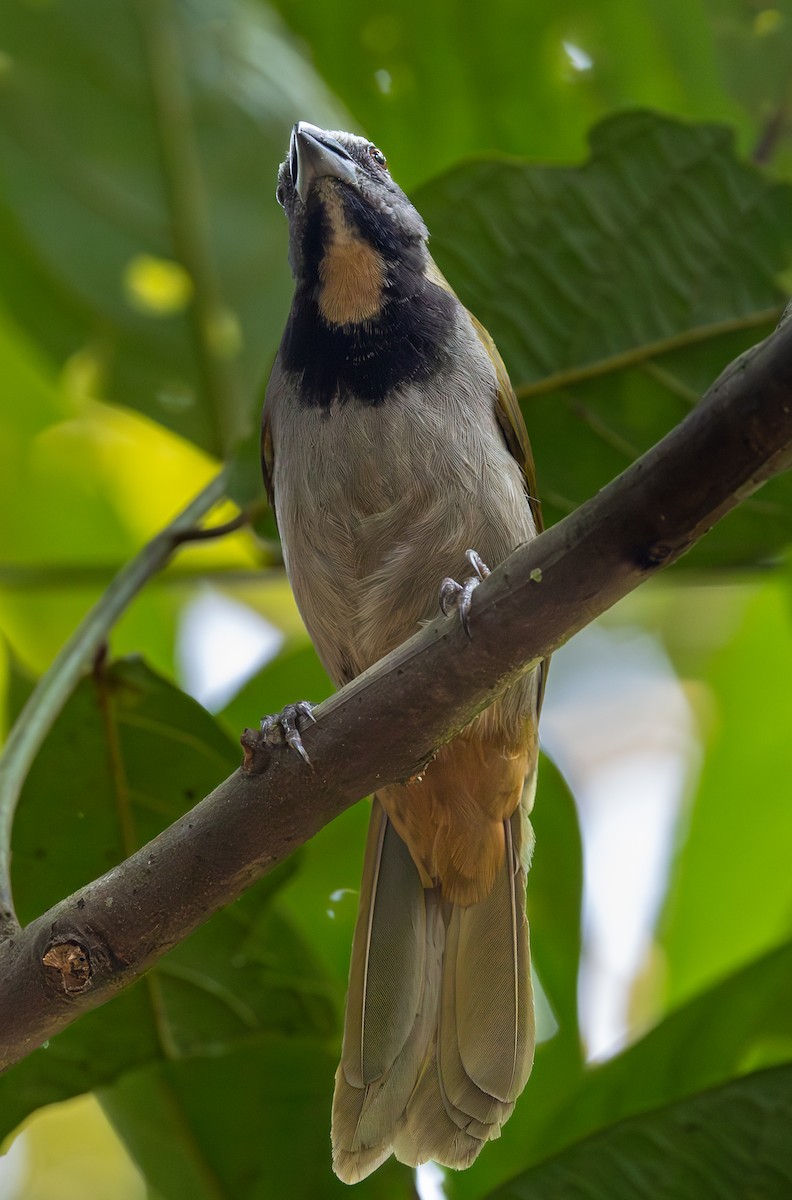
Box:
left=270, top=334, right=535, bottom=684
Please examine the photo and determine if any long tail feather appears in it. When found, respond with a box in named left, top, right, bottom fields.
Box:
left=332, top=799, right=443, bottom=1181
left=331, top=788, right=536, bottom=1182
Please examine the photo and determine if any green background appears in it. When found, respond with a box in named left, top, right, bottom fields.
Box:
left=1, top=0, right=792, bottom=1197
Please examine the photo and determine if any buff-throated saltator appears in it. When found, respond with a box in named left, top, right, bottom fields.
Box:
left=262, top=123, right=544, bottom=1183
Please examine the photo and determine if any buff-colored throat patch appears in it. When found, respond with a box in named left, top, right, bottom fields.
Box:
left=317, top=189, right=385, bottom=325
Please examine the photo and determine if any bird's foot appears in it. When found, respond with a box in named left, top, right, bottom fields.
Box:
left=259, top=701, right=316, bottom=765
left=439, top=549, right=491, bottom=638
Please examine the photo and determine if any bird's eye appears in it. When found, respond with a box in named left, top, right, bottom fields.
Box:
left=275, top=182, right=286, bottom=207
left=368, top=144, right=387, bottom=169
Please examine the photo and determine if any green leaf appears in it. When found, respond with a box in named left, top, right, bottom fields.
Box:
left=10, top=657, right=240, bottom=920
left=99, top=1039, right=416, bottom=1200
left=0, top=987, right=164, bottom=1144
left=3, top=657, right=401, bottom=1197
left=658, top=580, right=792, bottom=1008
left=414, top=111, right=792, bottom=566
left=0, top=0, right=348, bottom=456
left=486, top=1064, right=792, bottom=1199
left=528, top=939, right=792, bottom=1170
left=527, top=756, right=583, bottom=1050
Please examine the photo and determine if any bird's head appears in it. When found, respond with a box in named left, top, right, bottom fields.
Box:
left=276, top=122, right=430, bottom=325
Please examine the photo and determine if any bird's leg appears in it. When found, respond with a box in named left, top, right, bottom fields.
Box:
left=439, top=548, right=491, bottom=638
left=259, top=701, right=316, bottom=765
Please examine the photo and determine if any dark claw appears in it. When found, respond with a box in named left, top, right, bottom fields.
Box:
left=465, top=548, right=491, bottom=582
left=438, top=549, right=491, bottom=639
left=259, top=701, right=315, bottom=765
left=457, top=578, right=480, bottom=637
left=439, top=577, right=462, bottom=617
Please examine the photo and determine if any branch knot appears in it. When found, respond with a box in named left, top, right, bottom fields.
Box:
left=42, top=939, right=92, bottom=994
left=240, top=728, right=272, bottom=774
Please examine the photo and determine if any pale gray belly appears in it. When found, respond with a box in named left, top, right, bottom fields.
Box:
left=271, top=385, right=536, bottom=687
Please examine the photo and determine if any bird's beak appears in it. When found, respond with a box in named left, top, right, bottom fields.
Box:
left=290, top=122, right=358, bottom=205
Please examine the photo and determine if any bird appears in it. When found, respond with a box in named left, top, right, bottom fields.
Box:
left=261, top=121, right=545, bottom=1183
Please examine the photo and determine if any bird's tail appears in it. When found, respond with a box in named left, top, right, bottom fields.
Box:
left=331, top=794, right=535, bottom=1183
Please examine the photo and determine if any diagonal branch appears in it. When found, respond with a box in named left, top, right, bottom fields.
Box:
left=1, top=319, right=791, bottom=1074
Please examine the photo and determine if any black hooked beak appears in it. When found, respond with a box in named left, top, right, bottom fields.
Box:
left=290, top=122, right=357, bottom=204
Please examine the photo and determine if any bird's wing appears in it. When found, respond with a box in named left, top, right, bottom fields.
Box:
left=425, top=256, right=542, bottom=533
left=260, top=408, right=275, bottom=508
left=468, top=312, right=543, bottom=536
left=468, top=313, right=548, bottom=714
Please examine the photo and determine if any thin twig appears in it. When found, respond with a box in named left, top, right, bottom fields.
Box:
left=173, top=498, right=268, bottom=544
left=0, top=471, right=227, bottom=938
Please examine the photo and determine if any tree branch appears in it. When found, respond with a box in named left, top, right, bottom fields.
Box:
left=1, top=319, right=791, bottom=1074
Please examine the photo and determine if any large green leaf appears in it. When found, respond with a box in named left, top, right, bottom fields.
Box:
left=415, top=111, right=792, bottom=566
left=526, top=756, right=583, bottom=1051
left=658, top=580, right=792, bottom=1008
left=99, top=1039, right=414, bottom=1200
left=486, top=1064, right=792, bottom=1199
left=4, top=657, right=411, bottom=1197
left=0, top=0, right=348, bottom=457
left=10, top=657, right=240, bottom=920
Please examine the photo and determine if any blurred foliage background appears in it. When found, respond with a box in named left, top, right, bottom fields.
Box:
left=1, top=0, right=792, bottom=1197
